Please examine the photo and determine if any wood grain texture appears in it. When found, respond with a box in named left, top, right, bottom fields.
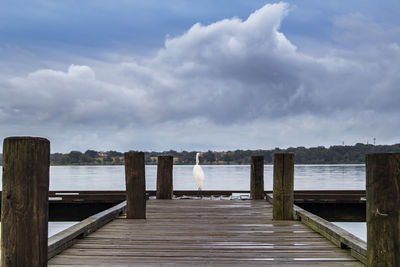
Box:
left=49, top=200, right=362, bottom=266
left=273, top=153, right=294, bottom=220
left=250, top=156, right=264, bottom=199
left=156, top=156, right=173, bottom=199
left=366, top=153, right=400, bottom=266
left=1, top=136, right=50, bottom=267
left=124, top=152, right=146, bottom=219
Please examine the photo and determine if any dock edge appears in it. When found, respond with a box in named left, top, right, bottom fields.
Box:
left=266, top=194, right=367, bottom=265
left=47, top=201, right=127, bottom=259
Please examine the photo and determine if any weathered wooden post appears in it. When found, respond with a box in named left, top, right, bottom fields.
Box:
left=250, top=156, right=264, bottom=199
left=366, top=153, right=400, bottom=266
left=1, top=136, right=50, bottom=266
left=273, top=153, right=294, bottom=220
left=157, top=156, right=173, bottom=199
left=124, top=151, right=146, bottom=219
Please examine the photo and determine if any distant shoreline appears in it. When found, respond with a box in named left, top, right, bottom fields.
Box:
left=2, top=143, right=398, bottom=166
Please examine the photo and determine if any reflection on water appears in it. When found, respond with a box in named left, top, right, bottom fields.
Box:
left=0, top=164, right=365, bottom=190
left=42, top=164, right=365, bottom=191
left=294, top=164, right=365, bottom=190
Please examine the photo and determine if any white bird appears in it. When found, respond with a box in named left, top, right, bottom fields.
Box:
left=193, top=152, right=205, bottom=194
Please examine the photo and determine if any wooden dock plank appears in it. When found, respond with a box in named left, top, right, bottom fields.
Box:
left=49, top=200, right=363, bottom=266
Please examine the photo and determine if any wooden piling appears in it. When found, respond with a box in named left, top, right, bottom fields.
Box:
left=366, top=153, right=400, bottom=266
left=273, top=153, right=294, bottom=220
left=156, top=156, right=173, bottom=199
left=124, top=151, right=146, bottom=219
left=250, top=156, right=264, bottom=199
left=1, top=136, right=50, bottom=267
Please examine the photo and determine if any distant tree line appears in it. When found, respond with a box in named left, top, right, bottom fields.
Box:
left=50, top=150, right=124, bottom=165
left=1, top=143, right=400, bottom=166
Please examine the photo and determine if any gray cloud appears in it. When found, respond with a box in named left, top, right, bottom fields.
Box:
left=1, top=3, right=399, bottom=151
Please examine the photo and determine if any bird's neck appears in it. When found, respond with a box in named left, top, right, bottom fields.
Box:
left=196, top=154, right=199, bottom=165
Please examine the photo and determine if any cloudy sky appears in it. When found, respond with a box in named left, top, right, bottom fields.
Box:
left=1, top=1, right=399, bottom=152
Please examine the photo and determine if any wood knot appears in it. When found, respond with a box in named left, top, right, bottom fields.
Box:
left=375, top=208, right=388, bottom=217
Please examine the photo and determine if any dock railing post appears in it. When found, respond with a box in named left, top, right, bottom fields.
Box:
left=1, top=136, right=50, bottom=267
left=273, top=153, right=294, bottom=220
left=156, top=156, right=173, bottom=199
left=250, top=156, right=264, bottom=199
left=366, top=153, right=400, bottom=266
left=124, top=151, right=146, bottom=219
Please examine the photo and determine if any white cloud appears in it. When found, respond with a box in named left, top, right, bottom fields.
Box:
left=1, top=2, right=400, bottom=151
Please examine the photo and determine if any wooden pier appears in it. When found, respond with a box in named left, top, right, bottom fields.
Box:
left=48, top=199, right=363, bottom=266
left=5, top=137, right=400, bottom=266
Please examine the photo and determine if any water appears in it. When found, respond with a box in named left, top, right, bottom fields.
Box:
left=41, top=164, right=365, bottom=191
left=48, top=222, right=78, bottom=237
left=333, top=222, right=366, bottom=241
left=1, top=164, right=366, bottom=238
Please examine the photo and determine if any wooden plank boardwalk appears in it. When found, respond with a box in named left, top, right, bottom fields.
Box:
left=49, top=200, right=363, bottom=266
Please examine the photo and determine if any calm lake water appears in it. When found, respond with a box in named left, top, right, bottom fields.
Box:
left=1, top=164, right=367, bottom=239
left=45, top=164, right=366, bottom=191
left=0, top=164, right=365, bottom=190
